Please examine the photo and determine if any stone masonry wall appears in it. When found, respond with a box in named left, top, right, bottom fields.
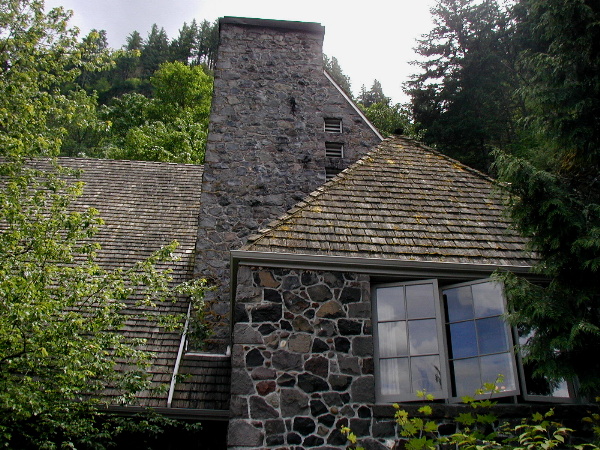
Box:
left=228, top=266, right=394, bottom=449
left=195, top=18, right=382, bottom=351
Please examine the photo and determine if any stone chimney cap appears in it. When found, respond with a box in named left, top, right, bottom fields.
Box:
left=220, top=16, right=325, bottom=36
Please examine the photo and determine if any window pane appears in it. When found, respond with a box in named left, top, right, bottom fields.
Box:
left=477, top=317, right=509, bottom=355
left=472, top=282, right=504, bottom=317
left=411, top=355, right=443, bottom=393
left=380, top=358, right=410, bottom=396
left=408, top=319, right=439, bottom=355
left=523, top=361, right=571, bottom=397
left=480, top=353, right=516, bottom=392
left=406, top=283, right=436, bottom=319
left=377, top=286, right=405, bottom=320
left=452, top=358, right=481, bottom=397
left=449, top=321, right=478, bottom=359
left=444, top=286, right=474, bottom=322
left=378, top=321, right=407, bottom=357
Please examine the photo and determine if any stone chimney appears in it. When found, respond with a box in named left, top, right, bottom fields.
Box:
left=195, top=17, right=382, bottom=351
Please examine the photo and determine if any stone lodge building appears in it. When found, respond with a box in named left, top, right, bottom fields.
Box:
left=60, top=16, right=583, bottom=449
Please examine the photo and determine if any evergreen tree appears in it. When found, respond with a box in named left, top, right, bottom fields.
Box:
left=358, top=79, right=389, bottom=107
left=495, top=0, right=600, bottom=395
left=407, top=0, right=520, bottom=172
left=193, top=19, right=218, bottom=69
left=170, top=21, right=198, bottom=64
left=323, top=54, right=352, bottom=97
left=141, top=24, right=170, bottom=77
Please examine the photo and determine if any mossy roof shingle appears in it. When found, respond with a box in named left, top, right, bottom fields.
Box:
left=244, top=137, right=534, bottom=267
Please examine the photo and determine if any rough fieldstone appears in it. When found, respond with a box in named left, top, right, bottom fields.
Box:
left=258, top=323, right=276, bottom=335
left=256, top=380, right=276, bottom=396
left=250, top=395, right=279, bottom=419
left=233, top=323, right=263, bottom=344
left=372, top=420, right=395, bottom=438
left=352, top=336, right=374, bottom=356
left=339, top=286, right=362, bottom=304
left=339, top=356, right=361, bottom=375
left=245, top=348, right=264, bottom=367
left=293, top=417, right=316, bottom=435
left=312, top=337, right=329, bottom=353
left=315, top=319, right=336, bottom=337
left=307, top=284, right=333, bottom=302
left=329, top=374, right=352, bottom=391
left=283, top=292, right=310, bottom=313
left=322, top=392, right=344, bottom=407
left=334, top=336, right=351, bottom=352
left=351, top=376, right=375, bottom=403
left=230, top=368, right=254, bottom=395
left=288, top=334, right=312, bottom=352
left=272, top=350, right=303, bottom=371
left=292, top=315, right=313, bottom=332
left=323, top=272, right=345, bottom=288
left=287, top=433, right=302, bottom=445
left=338, top=319, right=363, bottom=335
left=281, top=389, right=309, bottom=416
left=303, top=435, right=325, bottom=447
left=281, top=275, right=301, bottom=290
left=358, top=406, right=372, bottom=418
left=265, top=419, right=286, bottom=435
left=301, top=271, right=319, bottom=286
left=362, top=438, right=390, bottom=450
left=266, top=435, right=285, bottom=446
left=227, top=420, right=263, bottom=447
left=362, top=358, right=374, bottom=375
left=319, top=413, right=336, bottom=427
left=298, top=373, right=329, bottom=393
left=348, top=302, right=371, bottom=318
left=277, top=373, right=296, bottom=387
left=258, top=270, right=279, bottom=288
left=233, top=303, right=249, bottom=323
left=350, top=418, right=371, bottom=436
left=251, top=366, right=276, bottom=380
left=305, top=355, right=329, bottom=378
left=310, top=399, right=328, bottom=417
left=327, top=429, right=347, bottom=445
left=316, top=300, right=344, bottom=319
left=263, top=288, right=282, bottom=303
left=229, top=395, right=248, bottom=418
left=251, top=303, right=282, bottom=322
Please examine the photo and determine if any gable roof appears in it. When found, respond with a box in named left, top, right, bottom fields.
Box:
left=241, top=137, right=534, bottom=268
left=55, top=158, right=229, bottom=412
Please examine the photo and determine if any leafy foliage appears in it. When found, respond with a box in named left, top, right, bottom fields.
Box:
left=343, top=383, right=600, bottom=450
left=0, top=1, right=208, bottom=445
left=324, top=54, right=353, bottom=97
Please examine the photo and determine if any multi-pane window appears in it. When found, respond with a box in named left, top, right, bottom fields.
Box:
left=374, top=279, right=523, bottom=403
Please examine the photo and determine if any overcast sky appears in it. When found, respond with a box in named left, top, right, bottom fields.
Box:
left=44, top=0, right=437, bottom=104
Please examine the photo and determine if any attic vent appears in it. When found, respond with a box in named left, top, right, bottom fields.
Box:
left=324, top=118, right=342, bottom=133
left=325, top=142, right=344, bottom=158
left=325, top=168, right=342, bottom=181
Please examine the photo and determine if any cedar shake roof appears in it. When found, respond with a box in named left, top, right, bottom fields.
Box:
left=55, top=158, right=229, bottom=412
left=243, top=137, right=535, bottom=267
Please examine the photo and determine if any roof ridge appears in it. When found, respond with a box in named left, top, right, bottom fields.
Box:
left=58, top=156, right=205, bottom=168
left=243, top=140, right=386, bottom=248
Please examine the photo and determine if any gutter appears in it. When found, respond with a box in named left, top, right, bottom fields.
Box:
left=229, top=249, right=542, bottom=312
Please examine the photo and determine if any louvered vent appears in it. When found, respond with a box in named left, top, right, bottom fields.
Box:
left=325, top=168, right=342, bottom=181
left=324, top=118, right=342, bottom=133
left=325, top=142, right=344, bottom=158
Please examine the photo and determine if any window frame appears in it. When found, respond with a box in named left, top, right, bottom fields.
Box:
left=373, top=278, right=522, bottom=403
